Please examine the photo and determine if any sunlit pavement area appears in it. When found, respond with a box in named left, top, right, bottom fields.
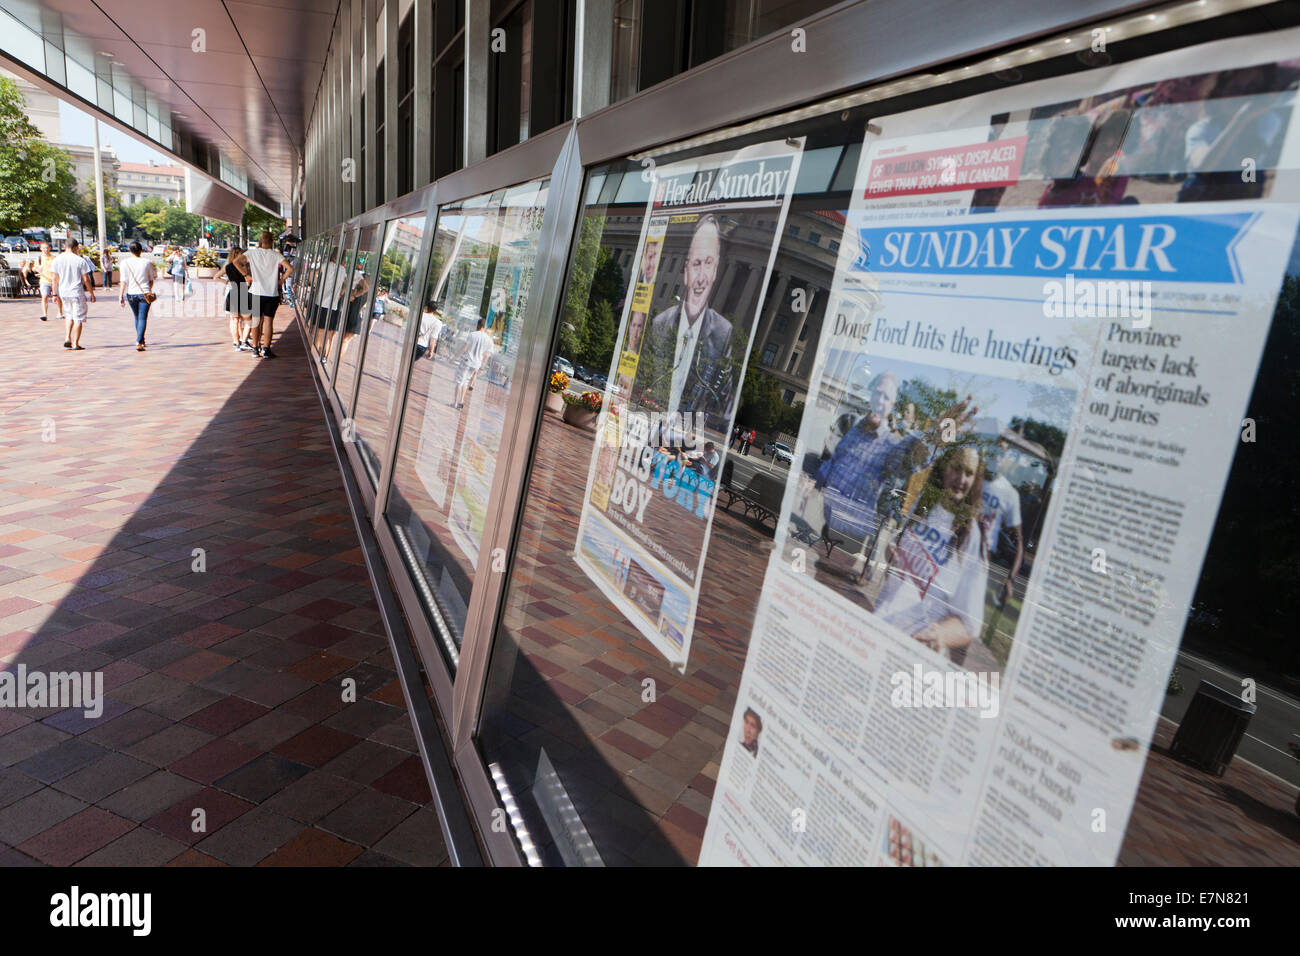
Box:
left=0, top=282, right=447, bottom=866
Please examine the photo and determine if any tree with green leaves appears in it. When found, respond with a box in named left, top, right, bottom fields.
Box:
left=207, top=220, right=236, bottom=244
left=243, top=201, right=285, bottom=238
left=139, top=204, right=202, bottom=243
left=1007, top=416, right=1065, bottom=461
left=0, top=76, right=78, bottom=233
left=737, top=366, right=786, bottom=434
left=557, top=214, right=606, bottom=359
left=121, top=195, right=167, bottom=237
left=580, top=299, right=617, bottom=369
left=66, top=182, right=128, bottom=242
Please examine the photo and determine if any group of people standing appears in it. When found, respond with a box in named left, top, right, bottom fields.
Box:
left=30, top=231, right=289, bottom=355
left=730, top=426, right=757, bottom=455
left=217, top=231, right=293, bottom=359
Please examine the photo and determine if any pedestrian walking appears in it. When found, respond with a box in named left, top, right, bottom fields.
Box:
left=451, top=318, right=494, bottom=409
left=118, top=240, right=156, bottom=351
left=416, top=302, right=445, bottom=361
left=52, top=238, right=95, bottom=350
left=37, top=241, right=63, bottom=323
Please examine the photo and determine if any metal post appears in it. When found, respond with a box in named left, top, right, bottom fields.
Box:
left=91, top=119, right=108, bottom=285
left=463, top=0, right=488, bottom=167
left=351, top=0, right=363, bottom=217
left=384, top=0, right=399, bottom=202
left=574, top=0, right=614, bottom=118
left=365, top=0, right=378, bottom=210
left=413, top=0, right=433, bottom=186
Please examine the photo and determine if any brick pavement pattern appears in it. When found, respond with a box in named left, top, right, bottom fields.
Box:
left=0, top=285, right=447, bottom=866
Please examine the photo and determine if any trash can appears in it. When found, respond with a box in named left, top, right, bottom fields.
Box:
left=1169, top=680, right=1255, bottom=776
left=0, top=272, right=19, bottom=299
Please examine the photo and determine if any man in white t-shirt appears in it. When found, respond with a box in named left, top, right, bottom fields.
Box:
left=452, top=318, right=494, bottom=409
left=980, top=441, right=1024, bottom=606
left=417, top=303, right=445, bottom=360
left=244, top=231, right=291, bottom=359
left=52, top=238, right=96, bottom=350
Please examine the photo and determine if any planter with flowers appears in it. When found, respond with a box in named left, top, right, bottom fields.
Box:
left=562, top=388, right=602, bottom=430
left=546, top=370, right=569, bottom=413
left=194, top=246, right=219, bottom=279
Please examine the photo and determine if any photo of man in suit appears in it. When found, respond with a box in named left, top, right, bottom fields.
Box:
left=638, top=240, right=662, bottom=287
left=633, top=213, right=741, bottom=429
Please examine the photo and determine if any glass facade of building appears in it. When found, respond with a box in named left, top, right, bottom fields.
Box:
left=295, top=0, right=1300, bottom=866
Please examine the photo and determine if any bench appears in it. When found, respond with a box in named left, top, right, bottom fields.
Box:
left=721, top=463, right=785, bottom=527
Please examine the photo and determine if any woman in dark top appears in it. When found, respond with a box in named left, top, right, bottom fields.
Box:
left=221, top=246, right=253, bottom=350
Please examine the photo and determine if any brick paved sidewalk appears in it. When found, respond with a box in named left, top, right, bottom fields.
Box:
left=0, top=284, right=447, bottom=866
left=1118, top=716, right=1300, bottom=866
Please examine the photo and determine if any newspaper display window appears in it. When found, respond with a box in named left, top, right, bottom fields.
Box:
left=385, top=181, right=550, bottom=669
left=477, top=26, right=1300, bottom=866
left=352, top=214, right=429, bottom=484
left=333, top=222, right=384, bottom=413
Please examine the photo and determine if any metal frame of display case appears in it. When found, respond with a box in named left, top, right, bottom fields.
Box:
left=293, top=0, right=1285, bottom=865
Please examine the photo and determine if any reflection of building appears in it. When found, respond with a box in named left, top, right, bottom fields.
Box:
left=118, top=162, right=184, bottom=206
left=602, top=207, right=844, bottom=408
left=2, top=67, right=120, bottom=194
left=63, top=142, right=120, bottom=193
left=3, top=66, right=59, bottom=140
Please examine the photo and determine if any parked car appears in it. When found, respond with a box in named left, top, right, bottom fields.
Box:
left=553, top=356, right=575, bottom=377
left=573, top=364, right=592, bottom=382
left=589, top=372, right=607, bottom=390
left=4, top=237, right=28, bottom=253
left=763, top=441, right=794, bottom=465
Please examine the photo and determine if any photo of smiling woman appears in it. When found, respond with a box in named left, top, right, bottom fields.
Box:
left=875, top=443, right=989, bottom=666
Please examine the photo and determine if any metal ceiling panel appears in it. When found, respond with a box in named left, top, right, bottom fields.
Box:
left=0, top=0, right=338, bottom=209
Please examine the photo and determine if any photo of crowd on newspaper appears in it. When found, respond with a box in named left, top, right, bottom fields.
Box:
left=785, top=353, right=1074, bottom=674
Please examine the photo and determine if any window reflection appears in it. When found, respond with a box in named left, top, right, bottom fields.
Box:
left=334, top=223, right=383, bottom=410
left=385, top=180, right=550, bottom=668
left=476, top=140, right=854, bottom=862
left=316, top=230, right=354, bottom=362
left=353, top=214, right=428, bottom=484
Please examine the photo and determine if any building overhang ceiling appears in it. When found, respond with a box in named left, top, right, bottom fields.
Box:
left=0, top=0, right=338, bottom=210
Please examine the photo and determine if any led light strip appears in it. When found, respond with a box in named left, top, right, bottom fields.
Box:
left=488, top=761, right=544, bottom=866
left=391, top=523, right=462, bottom=668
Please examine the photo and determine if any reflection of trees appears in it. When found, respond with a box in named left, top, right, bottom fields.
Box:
left=558, top=215, right=604, bottom=360
left=897, top=378, right=958, bottom=432
left=557, top=215, right=626, bottom=369
left=738, top=366, right=804, bottom=435
left=1007, top=416, right=1066, bottom=460
left=379, top=249, right=413, bottom=292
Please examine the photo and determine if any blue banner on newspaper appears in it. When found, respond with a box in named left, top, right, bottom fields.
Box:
left=853, top=212, right=1254, bottom=283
